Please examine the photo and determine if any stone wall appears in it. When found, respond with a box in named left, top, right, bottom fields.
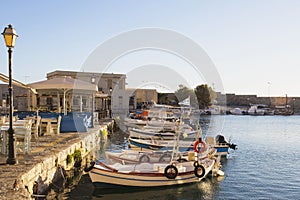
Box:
left=219, top=93, right=300, bottom=113
left=19, top=125, right=106, bottom=196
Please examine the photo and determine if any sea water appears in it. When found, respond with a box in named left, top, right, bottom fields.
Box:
left=65, top=115, right=300, bottom=200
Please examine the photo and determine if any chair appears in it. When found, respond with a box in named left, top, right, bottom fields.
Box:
left=51, top=115, right=62, bottom=135
left=31, top=116, right=41, bottom=138
left=39, top=118, right=47, bottom=136
left=14, top=119, right=32, bottom=154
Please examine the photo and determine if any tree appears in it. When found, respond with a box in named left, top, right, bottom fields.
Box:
left=175, top=85, right=198, bottom=107
left=208, top=86, right=217, bottom=103
left=175, top=85, right=193, bottom=102
left=194, top=84, right=212, bottom=109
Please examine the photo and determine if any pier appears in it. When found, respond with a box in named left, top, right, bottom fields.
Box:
left=0, top=119, right=113, bottom=199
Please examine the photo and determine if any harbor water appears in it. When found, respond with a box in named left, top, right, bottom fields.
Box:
left=65, top=115, right=300, bottom=199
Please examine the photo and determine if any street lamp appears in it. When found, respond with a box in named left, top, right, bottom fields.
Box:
left=2, top=24, right=18, bottom=165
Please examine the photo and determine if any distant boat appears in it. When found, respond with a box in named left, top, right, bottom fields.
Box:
left=248, top=104, right=274, bottom=115
left=230, top=108, right=245, bottom=115
left=274, top=105, right=294, bottom=115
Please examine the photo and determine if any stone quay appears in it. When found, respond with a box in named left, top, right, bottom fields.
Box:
left=0, top=119, right=113, bottom=199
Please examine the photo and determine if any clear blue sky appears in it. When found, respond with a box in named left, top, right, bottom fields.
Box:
left=1, top=0, right=300, bottom=96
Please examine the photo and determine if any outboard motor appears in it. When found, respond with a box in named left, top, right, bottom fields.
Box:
left=229, top=143, right=238, bottom=150
left=216, top=134, right=238, bottom=150
left=216, top=135, right=226, bottom=144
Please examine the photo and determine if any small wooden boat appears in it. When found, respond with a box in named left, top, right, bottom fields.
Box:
left=88, top=157, right=215, bottom=188
left=128, top=137, right=195, bottom=152
left=105, top=148, right=217, bottom=165
left=105, top=150, right=174, bottom=165
left=129, top=134, right=237, bottom=157
left=205, top=135, right=237, bottom=157
left=128, top=124, right=195, bottom=140
left=87, top=116, right=224, bottom=188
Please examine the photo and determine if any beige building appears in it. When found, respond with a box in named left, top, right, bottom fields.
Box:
left=46, top=70, right=128, bottom=117
left=126, top=88, right=158, bottom=110
left=0, top=84, right=32, bottom=113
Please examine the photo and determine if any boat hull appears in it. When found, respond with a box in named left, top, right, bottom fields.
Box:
left=89, top=160, right=214, bottom=188
left=128, top=137, right=194, bottom=152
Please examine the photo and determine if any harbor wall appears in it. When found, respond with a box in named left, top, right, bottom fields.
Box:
left=11, top=122, right=111, bottom=199
left=216, top=93, right=300, bottom=113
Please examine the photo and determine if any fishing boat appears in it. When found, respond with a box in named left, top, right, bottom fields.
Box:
left=87, top=154, right=216, bottom=188
left=123, top=118, right=148, bottom=130
left=87, top=114, right=224, bottom=188
left=128, top=123, right=195, bottom=140
left=105, top=150, right=173, bottom=164
left=129, top=134, right=237, bottom=157
left=105, top=148, right=217, bottom=165
left=128, top=137, right=195, bottom=152
left=205, top=135, right=237, bottom=157
left=129, top=128, right=176, bottom=140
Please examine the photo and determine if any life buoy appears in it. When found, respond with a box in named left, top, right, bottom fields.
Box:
left=194, top=165, right=205, bottom=178
left=164, top=165, right=178, bottom=179
left=139, top=154, right=150, bottom=163
left=84, top=161, right=95, bottom=172
left=194, top=140, right=206, bottom=153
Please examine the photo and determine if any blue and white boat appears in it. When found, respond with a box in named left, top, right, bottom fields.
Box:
left=129, top=134, right=237, bottom=157
left=128, top=137, right=195, bottom=152
left=205, top=135, right=237, bottom=157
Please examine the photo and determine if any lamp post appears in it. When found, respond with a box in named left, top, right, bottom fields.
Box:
left=109, top=87, right=112, bottom=118
left=2, top=24, right=18, bottom=165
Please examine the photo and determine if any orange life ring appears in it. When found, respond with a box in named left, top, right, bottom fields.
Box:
left=194, top=141, right=206, bottom=153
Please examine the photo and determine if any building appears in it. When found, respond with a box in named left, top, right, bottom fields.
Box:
left=0, top=83, right=31, bottom=114
left=126, top=88, right=158, bottom=110
left=46, top=70, right=128, bottom=118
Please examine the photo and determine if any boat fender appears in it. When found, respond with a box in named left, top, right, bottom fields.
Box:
left=84, top=161, right=95, bottom=172
left=139, top=154, right=150, bottom=163
left=164, top=165, right=178, bottom=179
left=194, top=165, right=205, bottom=178
left=194, top=140, right=206, bottom=153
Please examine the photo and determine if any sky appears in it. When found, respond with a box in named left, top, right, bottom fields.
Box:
left=1, top=0, right=300, bottom=97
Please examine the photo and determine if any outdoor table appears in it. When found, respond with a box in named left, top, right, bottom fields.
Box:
left=41, top=118, right=57, bottom=135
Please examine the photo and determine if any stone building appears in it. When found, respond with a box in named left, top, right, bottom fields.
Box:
left=0, top=83, right=32, bottom=113
left=46, top=70, right=128, bottom=117
left=126, top=88, right=158, bottom=110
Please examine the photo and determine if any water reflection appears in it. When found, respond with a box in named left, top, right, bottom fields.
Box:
left=91, top=177, right=218, bottom=200
left=65, top=116, right=300, bottom=199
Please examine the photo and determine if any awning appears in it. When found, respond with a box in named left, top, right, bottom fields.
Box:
left=28, top=76, right=98, bottom=115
